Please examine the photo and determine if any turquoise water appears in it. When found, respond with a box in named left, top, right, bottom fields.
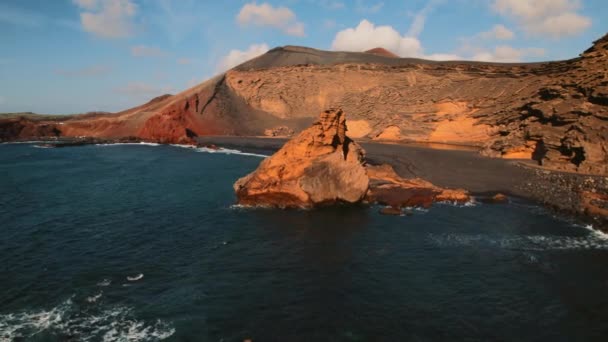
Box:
left=1, top=143, right=608, bottom=341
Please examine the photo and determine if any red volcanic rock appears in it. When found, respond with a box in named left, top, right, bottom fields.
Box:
left=580, top=191, right=608, bottom=217
left=234, top=108, right=369, bottom=208
left=0, top=118, right=61, bottom=141
left=379, top=206, right=403, bottom=216
left=366, top=164, right=470, bottom=208
left=365, top=47, right=399, bottom=58
left=264, top=126, right=295, bottom=137
left=479, top=193, right=509, bottom=204
left=369, top=185, right=436, bottom=208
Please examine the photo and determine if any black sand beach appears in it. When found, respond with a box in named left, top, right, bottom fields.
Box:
left=199, top=136, right=529, bottom=195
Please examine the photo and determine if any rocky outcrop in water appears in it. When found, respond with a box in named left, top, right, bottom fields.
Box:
left=234, top=109, right=469, bottom=209
left=234, top=109, right=369, bottom=208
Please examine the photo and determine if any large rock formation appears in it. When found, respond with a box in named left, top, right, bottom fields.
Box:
left=2, top=34, right=607, bottom=175
left=234, top=109, right=369, bottom=208
left=234, top=109, right=470, bottom=209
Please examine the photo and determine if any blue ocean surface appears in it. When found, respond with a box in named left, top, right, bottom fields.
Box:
left=1, top=143, right=608, bottom=341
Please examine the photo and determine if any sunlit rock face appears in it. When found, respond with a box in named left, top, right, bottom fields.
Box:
left=233, top=109, right=369, bottom=208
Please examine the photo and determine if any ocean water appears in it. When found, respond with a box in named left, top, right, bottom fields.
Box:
left=1, top=143, right=608, bottom=341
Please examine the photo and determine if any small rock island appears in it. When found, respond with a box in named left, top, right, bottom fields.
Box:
left=234, top=108, right=469, bottom=213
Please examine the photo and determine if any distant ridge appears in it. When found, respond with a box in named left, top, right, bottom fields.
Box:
left=365, top=47, right=399, bottom=58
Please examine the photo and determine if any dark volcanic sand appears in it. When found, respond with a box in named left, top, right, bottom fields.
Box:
left=197, top=136, right=527, bottom=195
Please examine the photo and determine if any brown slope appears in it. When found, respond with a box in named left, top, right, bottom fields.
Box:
left=1, top=34, right=607, bottom=174
left=220, top=34, right=608, bottom=174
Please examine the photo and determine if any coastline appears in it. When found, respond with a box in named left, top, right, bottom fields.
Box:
left=4, top=135, right=606, bottom=230
left=197, top=136, right=608, bottom=230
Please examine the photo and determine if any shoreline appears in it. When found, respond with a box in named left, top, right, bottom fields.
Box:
left=4, top=136, right=606, bottom=230
left=197, top=136, right=608, bottom=230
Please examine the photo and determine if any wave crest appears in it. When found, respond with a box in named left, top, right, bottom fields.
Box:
left=0, top=297, right=174, bottom=341
left=428, top=230, right=608, bottom=251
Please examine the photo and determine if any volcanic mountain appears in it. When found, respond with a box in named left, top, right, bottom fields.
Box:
left=2, top=34, right=607, bottom=174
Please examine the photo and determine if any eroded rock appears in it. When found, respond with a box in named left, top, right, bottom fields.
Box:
left=234, top=109, right=369, bottom=208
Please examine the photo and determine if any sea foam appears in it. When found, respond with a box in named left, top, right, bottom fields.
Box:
left=428, top=230, right=608, bottom=251
left=94, top=142, right=268, bottom=158
left=95, top=142, right=161, bottom=147
left=170, top=144, right=268, bottom=158
left=0, top=297, right=174, bottom=341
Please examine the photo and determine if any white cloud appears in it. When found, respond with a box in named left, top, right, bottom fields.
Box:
left=74, top=0, right=137, bottom=38
left=217, top=43, right=269, bottom=72
left=424, top=53, right=463, bottom=61
left=331, top=1, right=439, bottom=57
left=479, top=24, right=514, bottom=40
left=237, top=2, right=305, bottom=37
left=331, top=19, right=545, bottom=63
left=492, top=0, right=591, bottom=38
left=331, top=20, right=423, bottom=57
left=130, top=45, right=166, bottom=57
left=113, top=82, right=175, bottom=98
left=407, top=0, right=442, bottom=37
left=54, top=65, right=112, bottom=77
left=471, top=46, right=545, bottom=62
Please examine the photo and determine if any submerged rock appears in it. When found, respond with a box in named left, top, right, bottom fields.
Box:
left=234, top=108, right=369, bottom=208
left=379, top=206, right=403, bottom=216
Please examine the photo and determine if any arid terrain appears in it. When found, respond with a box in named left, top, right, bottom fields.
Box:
left=1, top=34, right=607, bottom=175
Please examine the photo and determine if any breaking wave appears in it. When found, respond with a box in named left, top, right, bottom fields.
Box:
left=170, top=144, right=268, bottom=158
left=92, top=142, right=268, bottom=158
left=127, top=273, right=144, bottom=281
left=95, top=142, right=161, bottom=147
left=435, top=197, right=478, bottom=207
left=428, top=226, right=608, bottom=251
left=0, top=297, right=174, bottom=342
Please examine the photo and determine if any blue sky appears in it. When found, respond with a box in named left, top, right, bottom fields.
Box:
left=0, top=0, right=606, bottom=114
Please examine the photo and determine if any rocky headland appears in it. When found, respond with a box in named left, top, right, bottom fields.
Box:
left=234, top=109, right=469, bottom=213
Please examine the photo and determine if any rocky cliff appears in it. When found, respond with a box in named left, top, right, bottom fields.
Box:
left=2, top=34, right=607, bottom=174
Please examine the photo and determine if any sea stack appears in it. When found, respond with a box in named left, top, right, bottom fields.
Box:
left=233, top=108, right=369, bottom=208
